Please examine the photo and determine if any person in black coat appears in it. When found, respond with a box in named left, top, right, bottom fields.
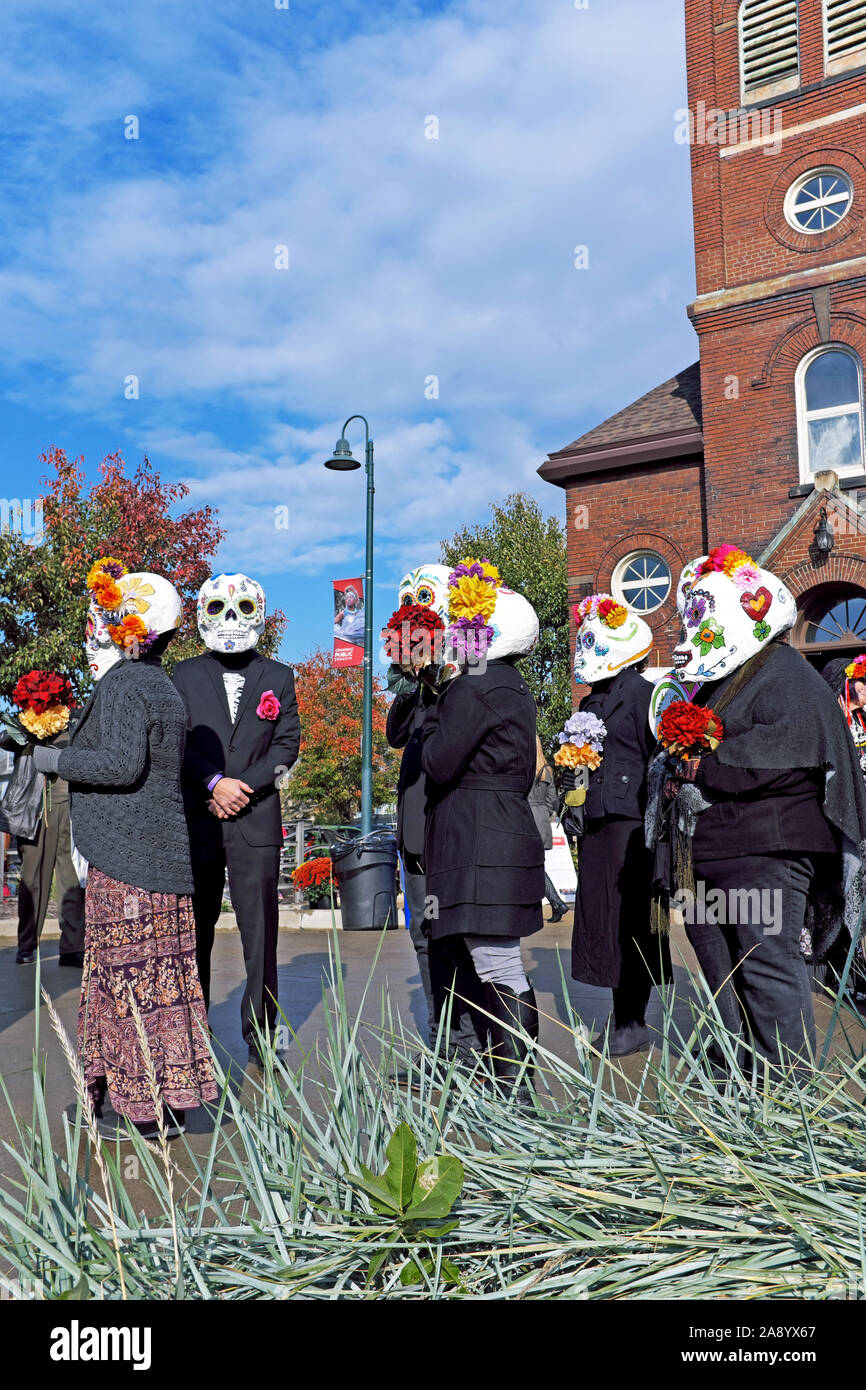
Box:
left=386, top=665, right=486, bottom=1059
left=420, top=575, right=544, bottom=1088
left=570, top=594, right=669, bottom=1057
left=172, top=573, right=300, bottom=1064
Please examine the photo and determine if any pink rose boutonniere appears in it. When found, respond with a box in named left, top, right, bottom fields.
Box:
left=256, top=690, right=280, bottom=721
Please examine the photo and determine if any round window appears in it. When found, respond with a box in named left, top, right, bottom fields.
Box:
left=612, top=551, right=672, bottom=615
left=785, top=169, right=853, bottom=235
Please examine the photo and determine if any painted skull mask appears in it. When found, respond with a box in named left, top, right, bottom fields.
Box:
left=573, top=595, right=652, bottom=684
left=398, top=564, right=451, bottom=621
left=197, top=573, right=266, bottom=654
left=672, top=554, right=796, bottom=681
left=85, top=599, right=123, bottom=681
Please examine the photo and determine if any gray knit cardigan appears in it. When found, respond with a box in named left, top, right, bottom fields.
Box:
left=57, top=659, right=194, bottom=895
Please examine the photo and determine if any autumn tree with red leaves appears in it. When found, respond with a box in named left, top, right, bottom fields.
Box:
left=0, top=447, right=286, bottom=698
left=283, top=648, right=399, bottom=824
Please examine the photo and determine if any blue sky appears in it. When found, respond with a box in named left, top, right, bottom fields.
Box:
left=0, top=0, right=697, bottom=669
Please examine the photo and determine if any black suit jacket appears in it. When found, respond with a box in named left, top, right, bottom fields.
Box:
left=581, top=666, right=655, bottom=823
left=172, top=651, right=301, bottom=847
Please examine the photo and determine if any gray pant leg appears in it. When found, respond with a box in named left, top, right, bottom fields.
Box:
left=403, top=861, right=436, bottom=1043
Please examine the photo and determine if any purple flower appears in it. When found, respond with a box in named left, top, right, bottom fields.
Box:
left=560, top=711, right=607, bottom=754
left=99, top=560, right=127, bottom=579
left=447, top=615, right=494, bottom=657
left=683, top=595, right=706, bottom=628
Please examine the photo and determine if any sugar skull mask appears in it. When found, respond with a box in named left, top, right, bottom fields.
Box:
left=672, top=547, right=795, bottom=681
left=85, top=599, right=123, bottom=681
left=85, top=565, right=183, bottom=680
left=398, top=564, right=451, bottom=620
left=197, top=573, right=266, bottom=654
left=573, top=594, right=652, bottom=684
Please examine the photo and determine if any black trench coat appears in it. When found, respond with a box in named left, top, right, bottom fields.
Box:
left=572, top=665, right=670, bottom=988
left=420, top=659, right=545, bottom=940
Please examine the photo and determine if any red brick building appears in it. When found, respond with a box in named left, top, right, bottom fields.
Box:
left=540, top=0, right=866, bottom=683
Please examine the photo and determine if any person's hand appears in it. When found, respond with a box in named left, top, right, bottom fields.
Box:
left=211, top=776, right=253, bottom=815
left=207, top=798, right=231, bottom=820
left=560, top=767, right=577, bottom=791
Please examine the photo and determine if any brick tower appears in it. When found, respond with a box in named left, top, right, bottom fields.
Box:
left=541, top=1, right=866, bottom=681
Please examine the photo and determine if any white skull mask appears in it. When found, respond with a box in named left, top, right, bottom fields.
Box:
left=672, top=549, right=796, bottom=681
left=398, top=564, right=451, bottom=620
left=572, top=595, right=653, bottom=684
left=85, top=598, right=123, bottom=681
left=197, top=573, right=266, bottom=653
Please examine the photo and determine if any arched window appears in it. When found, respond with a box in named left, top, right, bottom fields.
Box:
left=796, top=346, right=865, bottom=481
left=739, top=0, right=800, bottom=104
left=824, top=0, right=866, bottom=77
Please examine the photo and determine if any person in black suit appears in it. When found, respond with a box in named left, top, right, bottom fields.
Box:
left=172, top=573, right=300, bottom=1064
left=570, top=595, right=670, bottom=1057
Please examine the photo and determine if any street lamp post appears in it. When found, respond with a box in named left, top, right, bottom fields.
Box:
left=324, top=416, right=375, bottom=837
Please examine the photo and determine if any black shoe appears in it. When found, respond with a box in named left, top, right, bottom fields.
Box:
left=548, top=907, right=567, bottom=923
left=15, top=949, right=35, bottom=964
left=483, top=983, right=539, bottom=1095
left=593, top=1021, right=650, bottom=1057
left=58, top=952, right=84, bottom=968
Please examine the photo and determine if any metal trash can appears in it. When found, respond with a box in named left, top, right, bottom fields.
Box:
left=330, top=830, right=399, bottom=930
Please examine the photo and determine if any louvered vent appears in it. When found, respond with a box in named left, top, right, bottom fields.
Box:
left=825, top=0, right=866, bottom=71
left=739, top=0, right=800, bottom=97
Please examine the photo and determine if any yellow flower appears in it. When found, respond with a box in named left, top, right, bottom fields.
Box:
left=86, top=558, right=127, bottom=589
left=721, top=549, right=754, bottom=578
left=449, top=575, right=497, bottom=623
left=119, top=576, right=155, bottom=614
left=20, top=705, right=70, bottom=739
left=605, top=603, right=628, bottom=629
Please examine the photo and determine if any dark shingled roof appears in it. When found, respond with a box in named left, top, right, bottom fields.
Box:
left=557, top=362, right=703, bottom=454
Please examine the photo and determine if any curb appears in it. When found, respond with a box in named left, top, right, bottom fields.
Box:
left=0, top=908, right=418, bottom=938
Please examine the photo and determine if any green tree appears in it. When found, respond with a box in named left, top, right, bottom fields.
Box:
left=0, top=447, right=286, bottom=700
left=440, top=492, right=570, bottom=755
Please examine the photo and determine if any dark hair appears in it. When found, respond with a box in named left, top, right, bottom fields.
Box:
left=142, top=629, right=177, bottom=661
left=821, top=658, right=850, bottom=698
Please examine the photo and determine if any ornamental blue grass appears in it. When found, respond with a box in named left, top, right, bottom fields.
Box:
left=560, top=711, right=606, bottom=754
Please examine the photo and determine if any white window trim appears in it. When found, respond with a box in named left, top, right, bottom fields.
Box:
left=783, top=166, right=853, bottom=235
left=795, top=344, right=866, bottom=483
left=739, top=0, right=801, bottom=106
left=611, top=551, right=672, bottom=616
left=824, top=0, right=866, bottom=77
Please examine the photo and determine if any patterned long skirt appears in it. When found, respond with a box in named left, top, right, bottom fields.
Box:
left=79, top=867, right=218, bottom=1121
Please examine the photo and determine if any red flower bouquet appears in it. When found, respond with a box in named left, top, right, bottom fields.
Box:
left=382, top=603, right=445, bottom=667
left=657, top=700, right=723, bottom=760
left=9, top=670, right=74, bottom=741
left=292, top=855, right=334, bottom=906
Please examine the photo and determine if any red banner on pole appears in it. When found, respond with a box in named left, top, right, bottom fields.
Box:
left=333, top=577, right=365, bottom=667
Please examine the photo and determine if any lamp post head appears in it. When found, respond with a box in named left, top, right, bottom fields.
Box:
left=323, top=437, right=361, bottom=471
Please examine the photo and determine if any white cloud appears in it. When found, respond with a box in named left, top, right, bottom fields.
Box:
left=0, top=0, right=696, bottom=583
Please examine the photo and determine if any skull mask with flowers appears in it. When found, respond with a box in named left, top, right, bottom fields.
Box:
left=671, top=546, right=796, bottom=681
left=197, top=574, right=266, bottom=654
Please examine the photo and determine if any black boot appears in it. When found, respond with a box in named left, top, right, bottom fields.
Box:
left=483, top=984, right=539, bottom=1095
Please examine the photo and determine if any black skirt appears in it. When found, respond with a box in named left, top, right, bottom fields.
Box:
left=572, top=816, right=669, bottom=989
